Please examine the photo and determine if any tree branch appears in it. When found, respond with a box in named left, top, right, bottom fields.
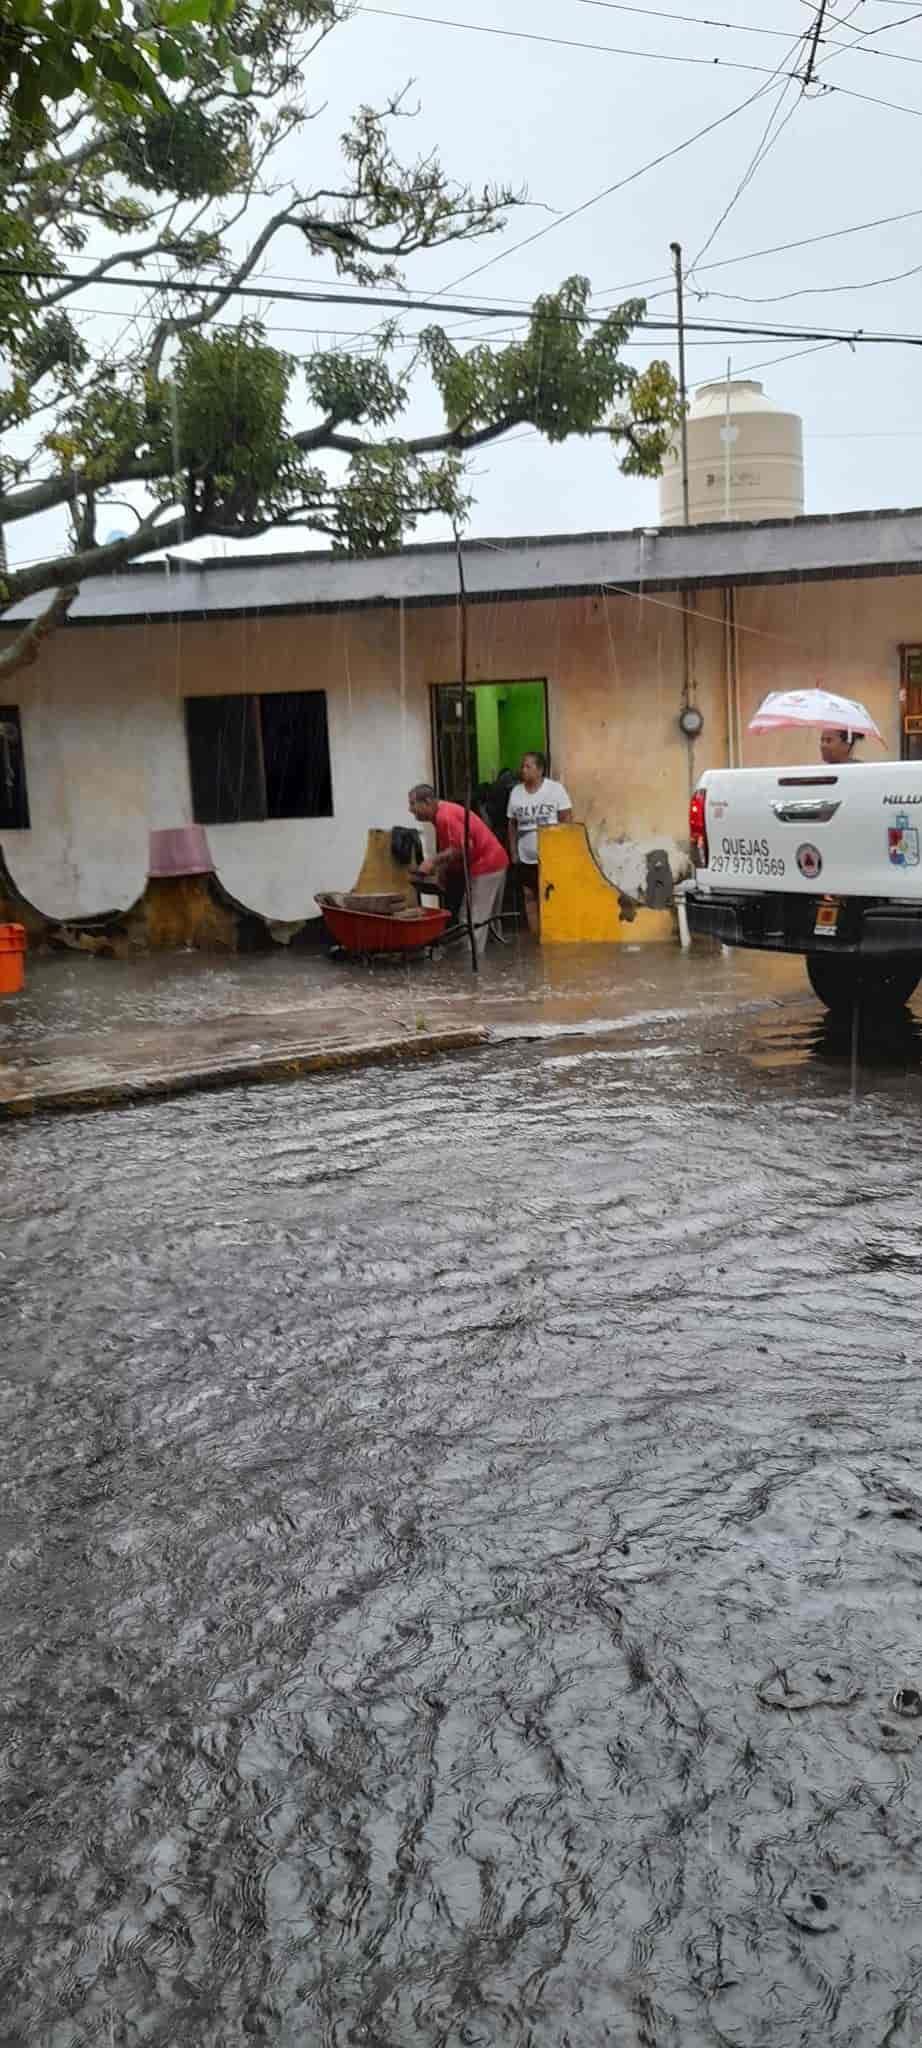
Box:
left=0, top=457, right=163, bottom=526
left=293, top=417, right=517, bottom=458
left=0, top=414, right=517, bottom=537
left=2, top=511, right=190, bottom=608
left=147, top=201, right=301, bottom=375
left=39, top=235, right=183, bottom=311
left=0, top=584, right=79, bottom=677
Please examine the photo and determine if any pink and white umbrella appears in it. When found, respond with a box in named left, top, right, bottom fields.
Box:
left=749, top=687, right=884, bottom=743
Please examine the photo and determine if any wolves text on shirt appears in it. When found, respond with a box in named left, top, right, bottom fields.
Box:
left=507, top=778, right=572, bottom=864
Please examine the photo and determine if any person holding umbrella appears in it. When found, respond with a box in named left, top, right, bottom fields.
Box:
left=749, top=688, right=886, bottom=755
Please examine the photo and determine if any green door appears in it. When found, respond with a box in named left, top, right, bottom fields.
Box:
left=433, top=680, right=548, bottom=798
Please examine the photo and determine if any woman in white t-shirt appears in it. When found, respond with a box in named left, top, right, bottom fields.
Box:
left=507, top=751, right=573, bottom=934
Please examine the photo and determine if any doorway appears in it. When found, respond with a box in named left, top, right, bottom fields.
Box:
left=431, top=679, right=549, bottom=800
left=901, top=646, right=922, bottom=760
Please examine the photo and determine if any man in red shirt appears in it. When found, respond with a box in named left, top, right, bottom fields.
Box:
left=408, top=783, right=509, bottom=960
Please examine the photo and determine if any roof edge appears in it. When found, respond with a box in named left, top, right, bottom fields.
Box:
left=66, top=502, right=922, bottom=582
left=9, top=552, right=922, bottom=635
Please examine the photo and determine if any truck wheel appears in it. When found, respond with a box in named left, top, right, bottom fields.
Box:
left=806, top=953, right=922, bottom=1013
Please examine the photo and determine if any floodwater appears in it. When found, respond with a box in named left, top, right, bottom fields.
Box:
left=0, top=935, right=809, bottom=1056
left=4, top=982, right=922, bottom=2045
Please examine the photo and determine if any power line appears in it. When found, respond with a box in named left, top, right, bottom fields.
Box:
left=363, top=4, right=922, bottom=118
left=360, top=6, right=785, bottom=77
left=576, top=0, right=922, bottom=61
left=683, top=4, right=902, bottom=289
left=593, top=203, right=922, bottom=301
left=360, top=1, right=922, bottom=79
left=732, top=338, right=848, bottom=374
left=688, top=45, right=806, bottom=277
left=31, top=285, right=863, bottom=355
left=575, top=0, right=823, bottom=38
left=812, top=74, right=922, bottom=117
left=365, top=8, right=922, bottom=298
left=362, top=0, right=922, bottom=69
left=16, top=261, right=922, bottom=348
left=806, top=0, right=922, bottom=37
left=691, top=254, right=922, bottom=303
left=439, top=75, right=788, bottom=293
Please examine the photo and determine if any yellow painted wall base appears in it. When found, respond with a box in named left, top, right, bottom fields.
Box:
left=539, top=824, right=676, bottom=945
left=352, top=828, right=417, bottom=902
left=138, top=876, right=237, bottom=951
left=51, top=877, right=238, bottom=956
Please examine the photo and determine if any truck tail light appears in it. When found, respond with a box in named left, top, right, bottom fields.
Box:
left=689, top=787, right=708, bottom=868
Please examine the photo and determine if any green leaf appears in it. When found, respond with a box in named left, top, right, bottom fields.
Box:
left=42, top=42, right=86, bottom=95
left=160, top=0, right=211, bottom=24
left=156, top=34, right=187, bottom=76
left=72, top=0, right=101, bottom=35
left=96, top=42, right=147, bottom=86
left=13, top=57, right=44, bottom=118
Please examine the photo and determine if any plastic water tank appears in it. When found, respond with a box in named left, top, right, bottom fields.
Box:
left=658, top=378, right=804, bottom=526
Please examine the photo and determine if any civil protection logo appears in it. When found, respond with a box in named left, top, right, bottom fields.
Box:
left=888, top=813, right=920, bottom=868
left=796, top=843, right=823, bottom=880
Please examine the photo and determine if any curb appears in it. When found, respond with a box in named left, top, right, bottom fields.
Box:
left=0, top=1025, right=490, bottom=1122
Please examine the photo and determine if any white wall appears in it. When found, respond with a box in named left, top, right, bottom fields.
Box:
left=2, top=615, right=431, bottom=923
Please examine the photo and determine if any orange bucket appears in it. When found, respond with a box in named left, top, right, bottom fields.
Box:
left=0, top=923, right=26, bottom=997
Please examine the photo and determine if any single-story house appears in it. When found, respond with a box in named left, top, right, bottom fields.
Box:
left=2, top=504, right=922, bottom=940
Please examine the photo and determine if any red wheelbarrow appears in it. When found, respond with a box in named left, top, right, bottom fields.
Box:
left=316, top=892, right=452, bottom=957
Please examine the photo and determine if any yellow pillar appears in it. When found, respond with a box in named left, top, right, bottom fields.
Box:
left=538, top=824, right=675, bottom=945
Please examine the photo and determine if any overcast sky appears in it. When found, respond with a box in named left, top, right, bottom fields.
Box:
left=15, top=0, right=922, bottom=565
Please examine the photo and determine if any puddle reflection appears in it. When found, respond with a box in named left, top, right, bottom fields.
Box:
left=745, top=995, right=922, bottom=1074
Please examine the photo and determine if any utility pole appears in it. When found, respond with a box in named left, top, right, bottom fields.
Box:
left=670, top=243, right=695, bottom=785
left=454, top=532, right=479, bottom=976
left=670, top=241, right=690, bottom=526
left=801, top=0, right=828, bottom=89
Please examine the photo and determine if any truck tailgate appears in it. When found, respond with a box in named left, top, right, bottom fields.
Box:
left=697, top=762, right=922, bottom=898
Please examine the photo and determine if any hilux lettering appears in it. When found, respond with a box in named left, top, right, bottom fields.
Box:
left=883, top=794, right=922, bottom=806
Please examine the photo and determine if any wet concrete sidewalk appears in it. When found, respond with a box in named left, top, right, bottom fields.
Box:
left=0, top=940, right=808, bottom=1116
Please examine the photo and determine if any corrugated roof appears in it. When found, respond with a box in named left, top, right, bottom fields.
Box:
left=9, top=504, right=922, bottom=625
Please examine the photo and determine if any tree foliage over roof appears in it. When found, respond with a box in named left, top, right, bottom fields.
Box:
left=0, top=0, right=679, bottom=673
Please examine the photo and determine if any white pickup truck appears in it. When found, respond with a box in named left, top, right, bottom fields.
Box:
left=683, top=761, right=922, bottom=1011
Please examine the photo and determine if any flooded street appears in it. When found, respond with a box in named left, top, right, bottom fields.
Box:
left=4, top=973, right=922, bottom=2045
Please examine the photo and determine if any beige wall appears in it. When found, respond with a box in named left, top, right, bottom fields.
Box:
left=731, top=576, right=908, bottom=764
left=2, top=570, right=919, bottom=921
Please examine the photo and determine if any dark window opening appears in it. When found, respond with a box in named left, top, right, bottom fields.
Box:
left=0, top=706, right=30, bottom=829
left=185, top=690, right=333, bottom=825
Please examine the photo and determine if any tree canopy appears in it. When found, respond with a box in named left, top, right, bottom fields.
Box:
left=0, top=0, right=679, bottom=674
left=1, top=0, right=234, bottom=141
